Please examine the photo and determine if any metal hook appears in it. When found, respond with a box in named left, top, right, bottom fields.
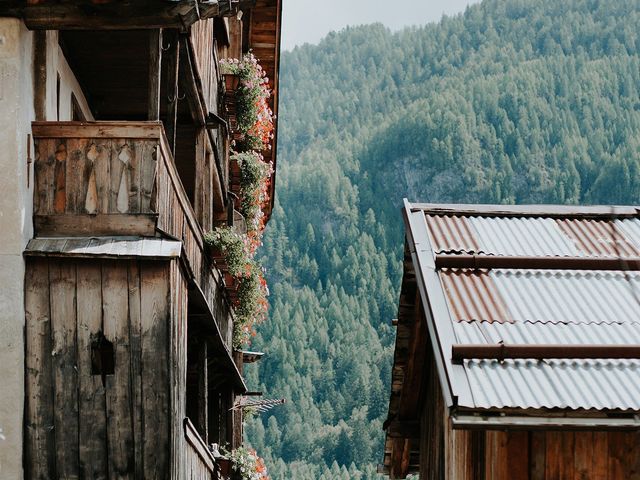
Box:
left=161, top=40, right=171, bottom=52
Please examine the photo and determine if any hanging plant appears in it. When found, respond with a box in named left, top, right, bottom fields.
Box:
left=220, top=52, right=274, bottom=152
left=232, top=151, right=274, bottom=243
left=204, top=227, right=248, bottom=278
left=221, top=446, right=270, bottom=480
left=234, top=261, right=269, bottom=348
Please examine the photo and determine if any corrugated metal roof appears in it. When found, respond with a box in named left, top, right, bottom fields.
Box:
left=423, top=212, right=640, bottom=258
left=413, top=203, right=640, bottom=413
left=25, top=236, right=182, bottom=259
left=464, top=358, right=640, bottom=410
left=441, top=269, right=640, bottom=324
left=440, top=269, right=513, bottom=323
left=453, top=321, right=640, bottom=346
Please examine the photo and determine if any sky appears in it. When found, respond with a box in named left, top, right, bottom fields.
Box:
left=281, top=0, right=481, bottom=50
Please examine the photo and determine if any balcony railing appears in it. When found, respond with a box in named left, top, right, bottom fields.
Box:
left=31, top=121, right=234, bottom=350
left=184, top=418, right=225, bottom=480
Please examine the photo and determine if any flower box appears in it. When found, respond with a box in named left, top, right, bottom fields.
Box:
left=217, top=457, right=232, bottom=476
left=222, top=73, right=240, bottom=93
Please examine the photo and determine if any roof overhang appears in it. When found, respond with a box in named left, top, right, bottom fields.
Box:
left=452, top=413, right=640, bottom=431
left=0, top=0, right=253, bottom=31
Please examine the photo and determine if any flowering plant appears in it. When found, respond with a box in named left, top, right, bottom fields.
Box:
left=204, top=227, right=269, bottom=348
left=223, top=446, right=269, bottom=480
left=204, top=227, right=248, bottom=278
left=220, top=52, right=274, bottom=152
left=232, top=151, right=274, bottom=246
left=234, top=261, right=269, bottom=347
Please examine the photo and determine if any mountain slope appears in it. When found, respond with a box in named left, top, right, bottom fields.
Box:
left=244, top=1, right=640, bottom=478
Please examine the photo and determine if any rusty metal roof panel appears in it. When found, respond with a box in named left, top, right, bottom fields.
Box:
left=441, top=269, right=640, bottom=325
left=463, top=358, right=640, bottom=410
left=423, top=212, right=640, bottom=258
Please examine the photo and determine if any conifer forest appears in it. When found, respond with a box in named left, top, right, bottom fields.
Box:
left=244, top=0, right=640, bottom=477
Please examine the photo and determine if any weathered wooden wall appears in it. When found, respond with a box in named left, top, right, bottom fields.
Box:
left=32, top=122, right=234, bottom=349
left=24, top=257, right=171, bottom=480
left=190, top=19, right=219, bottom=117
left=442, top=426, right=640, bottom=480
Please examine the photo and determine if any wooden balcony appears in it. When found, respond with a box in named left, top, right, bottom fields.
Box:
left=184, top=418, right=228, bottom=480
left=31, top=121, right=234, bottom=351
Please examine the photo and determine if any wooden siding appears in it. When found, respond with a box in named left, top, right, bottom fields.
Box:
left=32, top=121, right=234, bottom=350
left=191, top=19, right=220, bottom=118
left=440, top=427, right=640, bottom=480
left=184, top=418, right=219, bottom=480
left=24, top=257, right=171, bottom=480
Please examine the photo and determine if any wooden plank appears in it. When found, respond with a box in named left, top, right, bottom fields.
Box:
left=530, top=431, right=546, bottom=480
left=20, top=4, right=202, bottom=30
left=24, top=259, right=56, bottom=480
left=128, top=262, right=144, bottom=480
left=607, top=431, right=640, bottom=480
left=34, top=138, right=56, bottom=215
left=165, top=31, right=180, bottom=155
left=485, top=431, right=508, bottom=480
left=140, top=262, right=170, bottom=478
left=184, top=418, right=215, bottom=472
left=140, top=143, right=158, bottom=212
left=34, top=213, right=157, bottom=236
left=110, top=140, right=127, bottom=212
left=53, top=141, right=67, bottom=213
left=65, top=138, right=87, bottom=213
left=507, top=431, right=529, bottom=480
left=32, top=121, right=163, bottom=140
left=102, top=261, right=135, bottom=478
left=591, top=432, right=608, bottom=480
left=76, top=263, right=108, bottom=479
left=49, top=260, right=80, bottom=479
left=148, top=29, right=163, bottom=121
left=33, top=31, right=47, bottom=121
left=198, top=340, right=208, bottom=442
left=573, top=431, right=593, bottom=480
left=91, top=140, right=113, bottom=214
left=546, top=431, right=575, bottom=480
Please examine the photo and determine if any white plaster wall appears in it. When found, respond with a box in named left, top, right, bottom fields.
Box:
left=0, top=18, right=34, bottom=480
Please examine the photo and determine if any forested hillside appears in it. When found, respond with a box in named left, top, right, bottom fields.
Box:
left=243, top=0, right=640, bottom=477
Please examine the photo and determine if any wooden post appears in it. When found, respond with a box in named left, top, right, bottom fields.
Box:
left=148, top=29, right=163, bottom=121
left=165, top=31, right=180, bottom=156
left=33, top=31, right=47, bottom=121
left=197, top=341, right=208, bottom=443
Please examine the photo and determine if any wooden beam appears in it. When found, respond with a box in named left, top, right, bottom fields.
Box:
left=198, top=341, right=209, bottom=444
left=386, top=420, right=420, bottom=439
left=33, top=31, right=47, bottom=121
left=164, top=30, right=180, bottom=156
left=148, top=29, right=163, bottom=121
left=1, top=2, right=203, bottom=30
left=390, top=438, right=411, bottom=479
left=34, top=213, right=158, bottom=237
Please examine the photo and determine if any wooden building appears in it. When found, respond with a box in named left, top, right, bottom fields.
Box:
left=381, top=201, right=640, bottom=480
left=0, top=1, right=281, bottom=478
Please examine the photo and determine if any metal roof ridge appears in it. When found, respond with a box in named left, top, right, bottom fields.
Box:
left=409, top=202, right=640, bottom=219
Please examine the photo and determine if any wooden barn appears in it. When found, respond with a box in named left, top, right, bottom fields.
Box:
left=381, top=201, right=640, bottom=480
left=0, top=1, right=281, bottom=479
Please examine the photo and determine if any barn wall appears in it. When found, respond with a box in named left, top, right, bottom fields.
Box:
left=444, top=428, right=640, bottom=480
left=419, top=340, right=445, bottom=480
left=24, top=257, right=173, bottom=480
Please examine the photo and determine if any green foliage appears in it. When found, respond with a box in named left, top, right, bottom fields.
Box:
left=204, top=227, right=247, bottom=277
left=244, top=0, right=640, bottom=478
